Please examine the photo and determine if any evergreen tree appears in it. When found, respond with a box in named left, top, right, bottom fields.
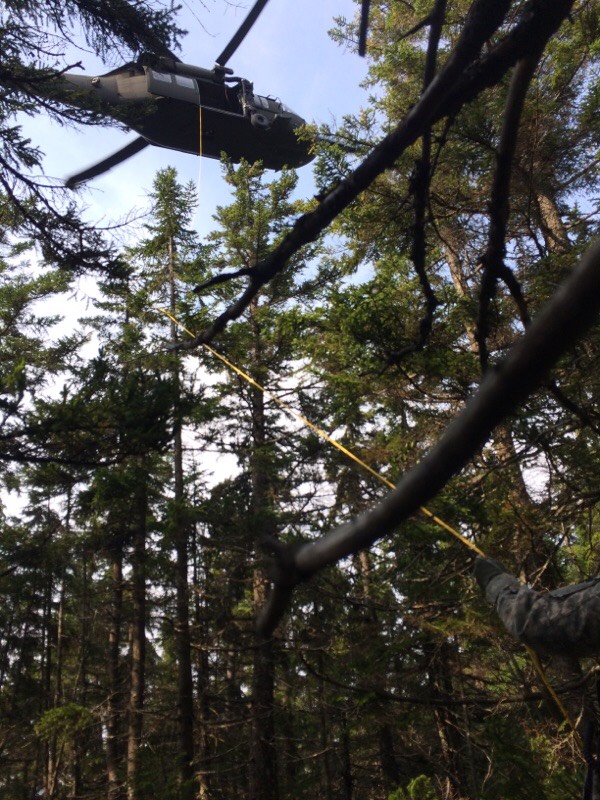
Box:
left=292, top=2, right=600, bottom=796
left=193, top=158, right=330, bottom=799
left=2, top=3, right=600, bottom=796
left=0, top=0, right=182, bottom=266
left=128, top=167, right=204, bottom=799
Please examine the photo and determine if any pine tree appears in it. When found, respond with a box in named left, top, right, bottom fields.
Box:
left=194, top=158, right=329, bottom=799
left=0, top=1, right=182, bottom=267
left=128, top=167, right=202, bottom=799
left=298, top=3, right=600, bottom=796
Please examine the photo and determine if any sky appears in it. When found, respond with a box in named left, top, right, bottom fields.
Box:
left=31, top=0, right=370, bottom=240
left=2, top=1, right=372, bottom=511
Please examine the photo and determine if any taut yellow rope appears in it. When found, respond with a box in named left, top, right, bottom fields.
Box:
left=152, top=306, right=582, bottom=745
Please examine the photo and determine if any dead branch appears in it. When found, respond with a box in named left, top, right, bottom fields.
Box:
left=257, top=239, right=600, bottom=635
left=184, top=0, right=574, bottom=353
left=476, top=50, right=542, bottom=369
left=397, top=0, right=446, bottom=363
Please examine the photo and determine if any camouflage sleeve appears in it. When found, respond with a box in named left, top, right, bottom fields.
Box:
left=474, top=557, right=600, bottom=657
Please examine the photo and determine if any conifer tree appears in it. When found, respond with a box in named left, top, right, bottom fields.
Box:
left=195, top=158, right=329, bottom=799
left=128, top=166, right=202, bottom=799
left=0, top=0, right=182, bottom=266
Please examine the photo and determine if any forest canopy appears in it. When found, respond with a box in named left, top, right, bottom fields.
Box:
left=1, top=1, right=600, bottom=799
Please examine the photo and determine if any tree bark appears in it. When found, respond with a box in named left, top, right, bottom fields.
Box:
left=339, top=712, right=353, bottom=800
left=126, top=480, right=147, bottom=800
left=174, top=423, right=196, bottom=799
left=317, top=649, right=334, bottom=799
left=250, top=576, right=278, bottom=800
left=443, top=236, right=479, bottom=355
left=426, top=639, right=475, bottom=799
left=106, top=548, right=124, bottom=800
left=42, top=573, right=57, bottom=799
left=248, top=301, right=279, bottom=800
left=535, top=188, right=571, bottom=254
left=192, top=526, right=212, bottom=800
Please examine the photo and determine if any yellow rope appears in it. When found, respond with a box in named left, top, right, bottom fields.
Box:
left=152, top=307, right=482, bottom=555
left=151, top=306, right=581, bottom=746
left=194, top=101, right=203, bottom=221
left=525, top=644, right=582, bottom=746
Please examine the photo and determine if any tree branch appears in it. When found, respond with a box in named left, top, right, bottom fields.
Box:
left=256, top=239, right=600, bottom=635
left=476, top=50, right=543, bottom=369
left=186, top=0, right=574, bottom=352
left=402, top=0, right=446, bottom=360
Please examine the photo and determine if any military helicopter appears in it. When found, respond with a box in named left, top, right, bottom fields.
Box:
left=63, top=0, right=313, bottom=188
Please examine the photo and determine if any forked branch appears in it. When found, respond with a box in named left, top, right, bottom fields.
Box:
left=185, top=0, right=574, bottom=351
left=257, top=240, right=600, bottom=635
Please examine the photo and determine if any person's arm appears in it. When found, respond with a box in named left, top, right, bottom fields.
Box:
left=474, top=556, right=600, bottom=657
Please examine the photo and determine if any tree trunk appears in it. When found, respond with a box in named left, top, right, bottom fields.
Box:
left=339, top=712, right=353, bottom=800
left=174, top=423, right=196, bottom=799
left=126, top=481, right=147, bottom=800
left=535, top=188, right=571, bottom=254
left=106, top=548, right=124, bottom=800
left=317, top=649, right=334, bottom=799
left=378, top=724, right=400, bottom=790
left=426, top=639, right=474, bottom=799
left=46, top=569, right=67, bottom=799
left=443, top=233, right=479, bottom=355
left=248, top=301, right=279, bottom=800
left=42, top=573, right=57, bottom=799
left=167, top=235, right=196, bottom=800
left=192, top=526, right=212, bottom=800
left=250, top=573, right=278, bottom=800
left=355, top=544, right=401, bottom=794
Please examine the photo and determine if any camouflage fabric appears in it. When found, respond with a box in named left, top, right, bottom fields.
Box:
left=474, top=556, right=600, bottom=657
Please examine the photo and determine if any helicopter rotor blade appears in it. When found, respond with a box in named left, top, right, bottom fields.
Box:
left=358, top=0, right=371, bottom=57
left=215, top=0, right=271, bottom=67
left=65, top=136, right=150, bottom=188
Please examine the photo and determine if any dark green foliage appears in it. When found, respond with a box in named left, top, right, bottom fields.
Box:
left=0, top=0, right=182, bottom=270
left=1, top=1, right=600, bottom=798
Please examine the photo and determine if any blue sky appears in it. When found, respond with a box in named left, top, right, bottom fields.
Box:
left=2, top=2, right=372, bottom=513
left=31, top=0, right=370, bottom=239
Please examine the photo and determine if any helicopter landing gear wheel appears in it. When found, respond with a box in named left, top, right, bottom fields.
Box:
left=251, top=112, right=271, bottom=130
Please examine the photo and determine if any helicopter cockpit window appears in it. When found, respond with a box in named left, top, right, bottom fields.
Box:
left=147, top=69, right=199, bottom=103
left=253, top=95, right=270, bottom=110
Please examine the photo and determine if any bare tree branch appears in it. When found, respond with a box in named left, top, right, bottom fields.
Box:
left=393, top=0, right=446, bottom=364
left=257, top=239, right=600, bottom=635
left=186, top=0, right=574, bottom=352
left=476, top=50, right=543, bottom=369
left=358, top=0, right=371, bottom=57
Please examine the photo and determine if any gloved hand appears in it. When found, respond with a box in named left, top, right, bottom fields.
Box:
left=473, top=556, right=508, bottom=591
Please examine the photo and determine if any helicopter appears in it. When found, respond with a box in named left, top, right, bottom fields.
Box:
left=62, top=0, right=314, bottom=188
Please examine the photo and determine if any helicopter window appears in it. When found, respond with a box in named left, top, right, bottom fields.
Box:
left=174, top=75, right=195, bottom=89
left=150, top=70, right=172, bottom=83
left=254, top=95, right=270, bottom=109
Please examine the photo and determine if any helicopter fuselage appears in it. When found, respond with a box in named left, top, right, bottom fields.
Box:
left=62, top=58, right=313, bottom=170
